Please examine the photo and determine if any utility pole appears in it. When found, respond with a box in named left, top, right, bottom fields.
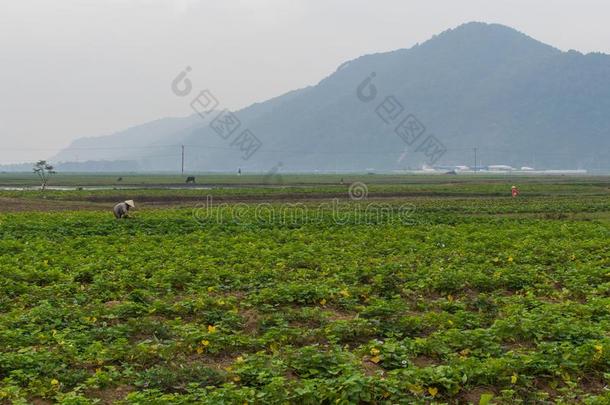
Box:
left=181, top=145, right=185, bottom=174
left=532, top=153, right=535, bottom=169
left=473, top=147, right=477, bottom=173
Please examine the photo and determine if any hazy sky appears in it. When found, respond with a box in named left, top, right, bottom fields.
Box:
left=1, top=0, right=609, bottom=164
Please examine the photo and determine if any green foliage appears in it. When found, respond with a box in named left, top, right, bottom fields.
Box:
left=0, top=191, right=609, bottom=403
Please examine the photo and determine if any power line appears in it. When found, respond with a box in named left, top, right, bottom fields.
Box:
left=1, top=144, right=603, bottom=159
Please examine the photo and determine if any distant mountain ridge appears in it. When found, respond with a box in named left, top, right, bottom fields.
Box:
left=49, top=22, right=610, bottom=171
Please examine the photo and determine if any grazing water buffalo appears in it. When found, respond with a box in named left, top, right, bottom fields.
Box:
left=186, top=176, right=196, bottom=184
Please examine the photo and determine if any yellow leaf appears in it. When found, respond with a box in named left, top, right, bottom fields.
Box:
left=50, top=379, right=59, bottom=386
left=319, top=298, right=327, bottom=306
left=233, top=375, right=241, bottom=382
left=196, top=347, right=204, bottom=354
left=370, top=355, right=381, bottom=363
left=208, top=325, right=217, bottom=333
left=407, top=384, right=423, bottom=395
left=236, top=356, right=244, bottom=363
left=508, top=256, right=514, bottom=263
left=201, top=340, right=210, bottom=346
left=594, top=344, right=603, bottom=359
left=511, top=374, right=517, bottom=384
left=428, top=387, right=438, bottom=397
left=370, top=348, right=380, bottom=356
left=340, top=289, right=350, bottom=297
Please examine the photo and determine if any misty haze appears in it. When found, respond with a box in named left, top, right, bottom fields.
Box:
left=1, top=1, right=609, bottom=404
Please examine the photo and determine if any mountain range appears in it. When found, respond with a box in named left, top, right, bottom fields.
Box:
left=48, top=22, right=610, bottom=172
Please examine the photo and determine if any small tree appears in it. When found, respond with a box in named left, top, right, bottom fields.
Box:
left=33, top=160, right=56, bottom=191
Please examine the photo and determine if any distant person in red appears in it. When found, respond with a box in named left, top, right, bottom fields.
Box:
left=511, top=185, right=520, bottom=197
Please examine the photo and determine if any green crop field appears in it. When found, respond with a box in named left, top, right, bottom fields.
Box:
left=0, top=177, right=609, bottom=404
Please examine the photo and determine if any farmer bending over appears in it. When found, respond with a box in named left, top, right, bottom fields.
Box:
left=113, top=200, right=135, bottom=219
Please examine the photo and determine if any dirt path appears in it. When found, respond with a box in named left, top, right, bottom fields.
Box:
left=0, top=193, right=470, bottom=213
left=1, top=191, right=606, bottom=213
left=0, top=197, right=107, bottom=213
